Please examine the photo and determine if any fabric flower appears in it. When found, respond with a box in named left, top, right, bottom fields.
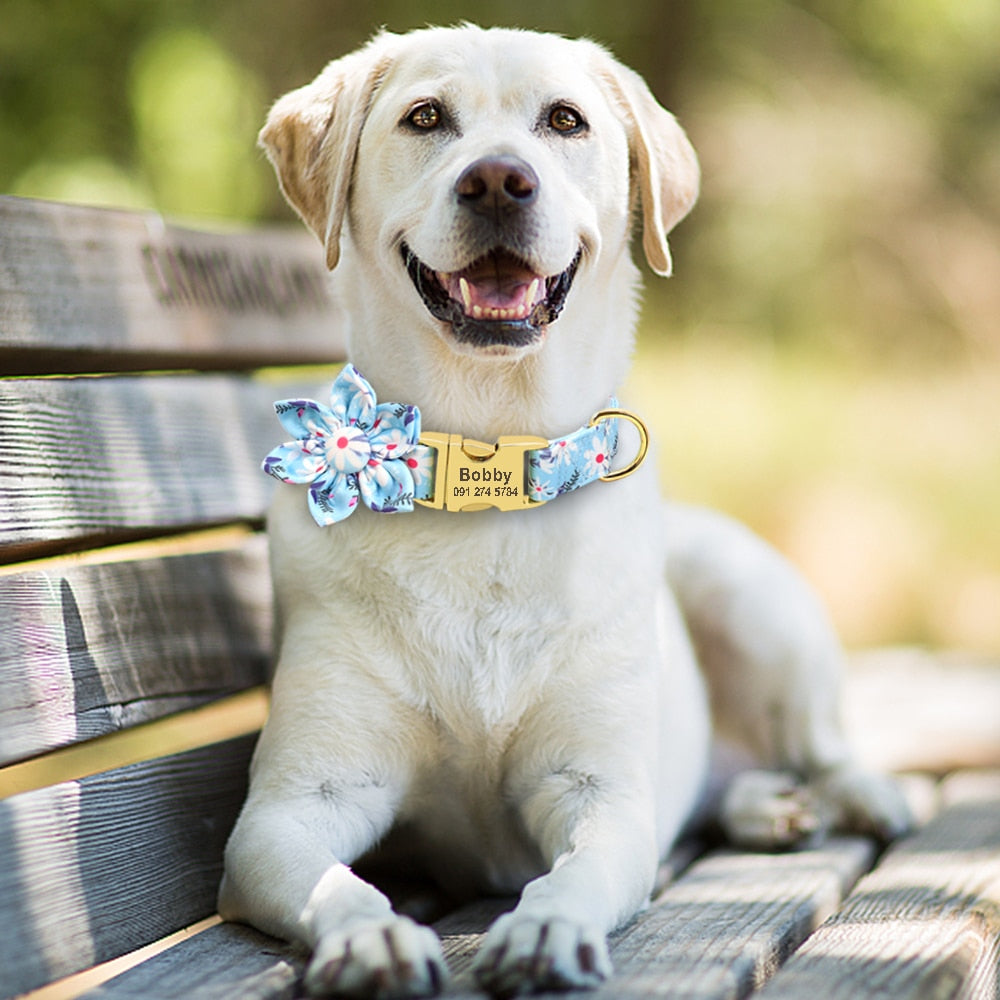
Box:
left=262, top=364, right=428, bottom=525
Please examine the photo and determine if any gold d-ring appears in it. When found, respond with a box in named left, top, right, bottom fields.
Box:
left=589, top=409, right=649, bottom=482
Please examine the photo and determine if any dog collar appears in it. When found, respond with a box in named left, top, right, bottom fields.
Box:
left=262, top=364, right=648, bottom=526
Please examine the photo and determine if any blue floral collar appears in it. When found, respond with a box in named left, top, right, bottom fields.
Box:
left=262, top=364, right=648, bottom=526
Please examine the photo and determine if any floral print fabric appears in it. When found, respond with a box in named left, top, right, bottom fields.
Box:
left=526, top=412, right=620, bottom=502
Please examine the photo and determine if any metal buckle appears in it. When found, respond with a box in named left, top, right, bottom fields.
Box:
left=416, top=432, right=549, bottom=512
left=589, top=408, right=649, bottom=482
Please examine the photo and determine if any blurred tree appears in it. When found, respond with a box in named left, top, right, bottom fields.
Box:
left=2, top=0, right=998, bottom=357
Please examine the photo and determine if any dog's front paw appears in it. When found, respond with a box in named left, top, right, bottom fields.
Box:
left=305, top=915, right=447, bottom=998
left=472, top=912, right=612, bottom=997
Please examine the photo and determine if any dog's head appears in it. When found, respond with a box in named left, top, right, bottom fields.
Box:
left=260, top=26, right=698, bottom=367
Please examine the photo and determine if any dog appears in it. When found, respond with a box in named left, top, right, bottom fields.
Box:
left=219, top=24, right=911, bottom=998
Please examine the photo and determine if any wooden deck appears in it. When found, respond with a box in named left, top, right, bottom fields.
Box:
left=52, top=767, right=996, bottom=999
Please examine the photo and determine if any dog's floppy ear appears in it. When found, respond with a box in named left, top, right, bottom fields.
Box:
left=600, top=59, right=700, bottom=277
left=259, top=35, right=398, bottom=270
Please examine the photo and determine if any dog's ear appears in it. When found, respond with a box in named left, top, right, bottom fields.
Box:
left=600, top=60, right=699, bottom=277
left=259, top=36, right=398, bottom=270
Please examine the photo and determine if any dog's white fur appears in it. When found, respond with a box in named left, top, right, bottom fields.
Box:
left=220, top=25, right=910, bottom=998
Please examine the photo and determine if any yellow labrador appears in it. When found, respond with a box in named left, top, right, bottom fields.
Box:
left=220, top=25, right=910, bottom=998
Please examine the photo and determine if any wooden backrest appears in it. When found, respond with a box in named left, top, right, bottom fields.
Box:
left=0, top=195, right=344, bottom=996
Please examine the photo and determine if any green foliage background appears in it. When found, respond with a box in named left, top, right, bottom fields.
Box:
left=3, top=0, right=999, bottom=651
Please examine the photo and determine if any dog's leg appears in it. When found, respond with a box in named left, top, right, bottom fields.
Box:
left=471, top=720, right=666, bottom=997
left=472, top=795, right=654, bottom=995
left=220, top=789, right=447, bottom=998
left=664, top=502, right=912, bottom=849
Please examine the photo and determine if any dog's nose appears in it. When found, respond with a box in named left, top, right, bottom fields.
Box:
left=455, top=156, right=539, bottom=214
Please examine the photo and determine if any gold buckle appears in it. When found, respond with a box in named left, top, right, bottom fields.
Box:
left=417, top=432, right=549, bottom=512
left=589, top=409, right=649, bottom=482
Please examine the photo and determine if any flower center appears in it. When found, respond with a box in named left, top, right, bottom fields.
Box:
left=325, top=424, right=371, bottom=474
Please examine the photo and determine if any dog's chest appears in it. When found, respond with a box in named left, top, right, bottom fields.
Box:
left=402, top=726, right=549, bottom=895
left=340, top=511, right=591, bottom=724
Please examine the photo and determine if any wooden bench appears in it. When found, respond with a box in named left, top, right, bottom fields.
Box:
left=2, top=194, right=999, bottom=1000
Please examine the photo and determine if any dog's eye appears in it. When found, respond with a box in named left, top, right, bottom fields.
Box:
left=406, top=102, right=442, bottom=131
left=548, top=105, right=585, bottom=134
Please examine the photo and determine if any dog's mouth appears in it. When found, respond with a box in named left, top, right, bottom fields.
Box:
left=401, top=244, right=580, bottom=351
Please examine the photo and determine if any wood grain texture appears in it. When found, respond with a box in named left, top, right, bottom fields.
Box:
left=0, top=195, right=345, bottom=373
left=434, top=838, right=876, bottom=999
left=15, top=838, right=872, bottom=1000
left=0, top=736, right=256, bottom=997
left=81, top=922, right=303, bottom=1000
left=0, top=373, right=321, bottom=555
left=759, top=771, right=1000, bottom=999
left=0, top=536, right=271, bottom=766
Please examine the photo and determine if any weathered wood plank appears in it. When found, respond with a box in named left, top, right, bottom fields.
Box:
left=434, top=838, right=876, bottom=998
left=0, top=535, right=271, bottom=766
left=81, top=922, right=303, bottom=1000
left=0, top=736, right=256, bottom=997
left=38, top=838, right=871, bottom=1000
left=0, top=195, right=345, bottom=373
left=0, top=373, right=323, bottom=556
left=758, top=770, right=1000, bottom=999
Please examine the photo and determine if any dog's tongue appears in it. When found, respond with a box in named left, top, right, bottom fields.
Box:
left=439, top=252, right=546, bottom=321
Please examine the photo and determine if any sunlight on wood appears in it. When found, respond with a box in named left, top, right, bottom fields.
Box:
left=20, top=916, right=222, bottom=1000
left=0, top=687, right=269, bottom=800
left=0, top=524, right=260, bottom=579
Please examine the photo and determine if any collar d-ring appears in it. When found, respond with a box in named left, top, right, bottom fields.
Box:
left=589, top=408, right=649, bottom=482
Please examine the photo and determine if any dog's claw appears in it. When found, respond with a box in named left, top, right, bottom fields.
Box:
left=305, top=916, right=447, bottom=998
left=472, top=913, right=612, bottom=996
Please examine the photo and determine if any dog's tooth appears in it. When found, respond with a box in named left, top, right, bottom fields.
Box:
left=472, top=304, right=483, bottom=319
left=527, top=277, right=541, bottom=305
left=459, top=277, right=473, bottom=312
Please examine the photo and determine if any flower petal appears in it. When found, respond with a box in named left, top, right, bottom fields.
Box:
left=329, top=364, right=377, bottom=431
left=262, top=440, right=328, bottom=484
left=308, top=473, right=360, bottom=525
left=273, top=398, right=337, bottom=442
left=358, top=458, right=415, bottom=513
left=370, top=402, right=421, bottom=452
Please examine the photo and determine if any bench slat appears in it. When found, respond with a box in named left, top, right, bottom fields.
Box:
left=758, top=771, right=1000, bottom=999
left=41, top=838, right=873, bottom=999
left=0, top=195, right=345, bottom=374
left=435, top=838, right=876, bottom=998
left=0, top=536, right=270, bottom=767
left=0, top=374, right=318, bottom=557
left=80, top=922, right=303, bottom=1000
left=0, top=736, right=256, bottom=997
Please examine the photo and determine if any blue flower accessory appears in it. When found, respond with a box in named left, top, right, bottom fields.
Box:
left=262, top=365, right=429, bottom=525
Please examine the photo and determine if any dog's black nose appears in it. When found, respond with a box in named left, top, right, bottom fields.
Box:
left=455, top=156, right=539, bottom=214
